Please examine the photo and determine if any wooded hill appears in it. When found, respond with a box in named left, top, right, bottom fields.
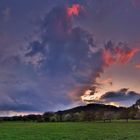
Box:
left=0, top=99, right=140, bottom=122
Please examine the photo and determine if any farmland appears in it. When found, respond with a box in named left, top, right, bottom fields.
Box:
left=0, top=121, right=139, bottom=140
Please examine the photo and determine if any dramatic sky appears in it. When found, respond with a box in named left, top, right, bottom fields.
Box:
left=0, top=0, right=140, bottom=116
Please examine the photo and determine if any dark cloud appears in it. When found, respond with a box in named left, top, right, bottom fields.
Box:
left=26, top=41, right=46, bottom=57
left=0, top=88, right=43, bottom=112
left=25, top=4, right=139, bottom=107
left=2, top=7, right=11, bottom=22
left=100, top=88, right=140, bottom=103
left=25, top=4, right=104, bottom=101
left=41, top=6, right=72, bottom=43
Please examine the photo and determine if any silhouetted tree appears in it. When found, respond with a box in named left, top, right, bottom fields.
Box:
left=43, top=112, right=54, bottom=122
left=120, top=109, right=129, bottom=122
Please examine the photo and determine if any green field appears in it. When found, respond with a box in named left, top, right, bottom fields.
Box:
left=0, top=121, right=140, bottom=140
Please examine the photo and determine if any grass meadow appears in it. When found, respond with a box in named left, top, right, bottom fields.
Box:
left=0, top=121, right=140, bottom=140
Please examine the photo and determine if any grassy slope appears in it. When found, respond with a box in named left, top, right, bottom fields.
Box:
left=0, top=121, right=140, bottom=140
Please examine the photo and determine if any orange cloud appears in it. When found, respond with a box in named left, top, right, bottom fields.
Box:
left=67, top=4, right=81, bottom=16
left=103, top=47, right=139, bottom=66
left=103, top=50, right=115, bottom=66
left=117, top=48, right=139, bottom=63
left=81, top=89, right=100, bottom=104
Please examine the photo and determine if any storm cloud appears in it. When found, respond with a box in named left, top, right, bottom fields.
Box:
left=100, top=88, right=140, bottom=106
left=25, top=4, right=105, bottom=102
left=0, top=1, right=140, bottom=114
left=25, top=4, right=139, bottom=107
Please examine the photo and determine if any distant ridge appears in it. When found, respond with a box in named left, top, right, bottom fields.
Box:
left=56, top=103, right=125, bottom=114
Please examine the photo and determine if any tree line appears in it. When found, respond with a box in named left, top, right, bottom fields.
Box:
left=0, top=99, right=140, bottom=122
